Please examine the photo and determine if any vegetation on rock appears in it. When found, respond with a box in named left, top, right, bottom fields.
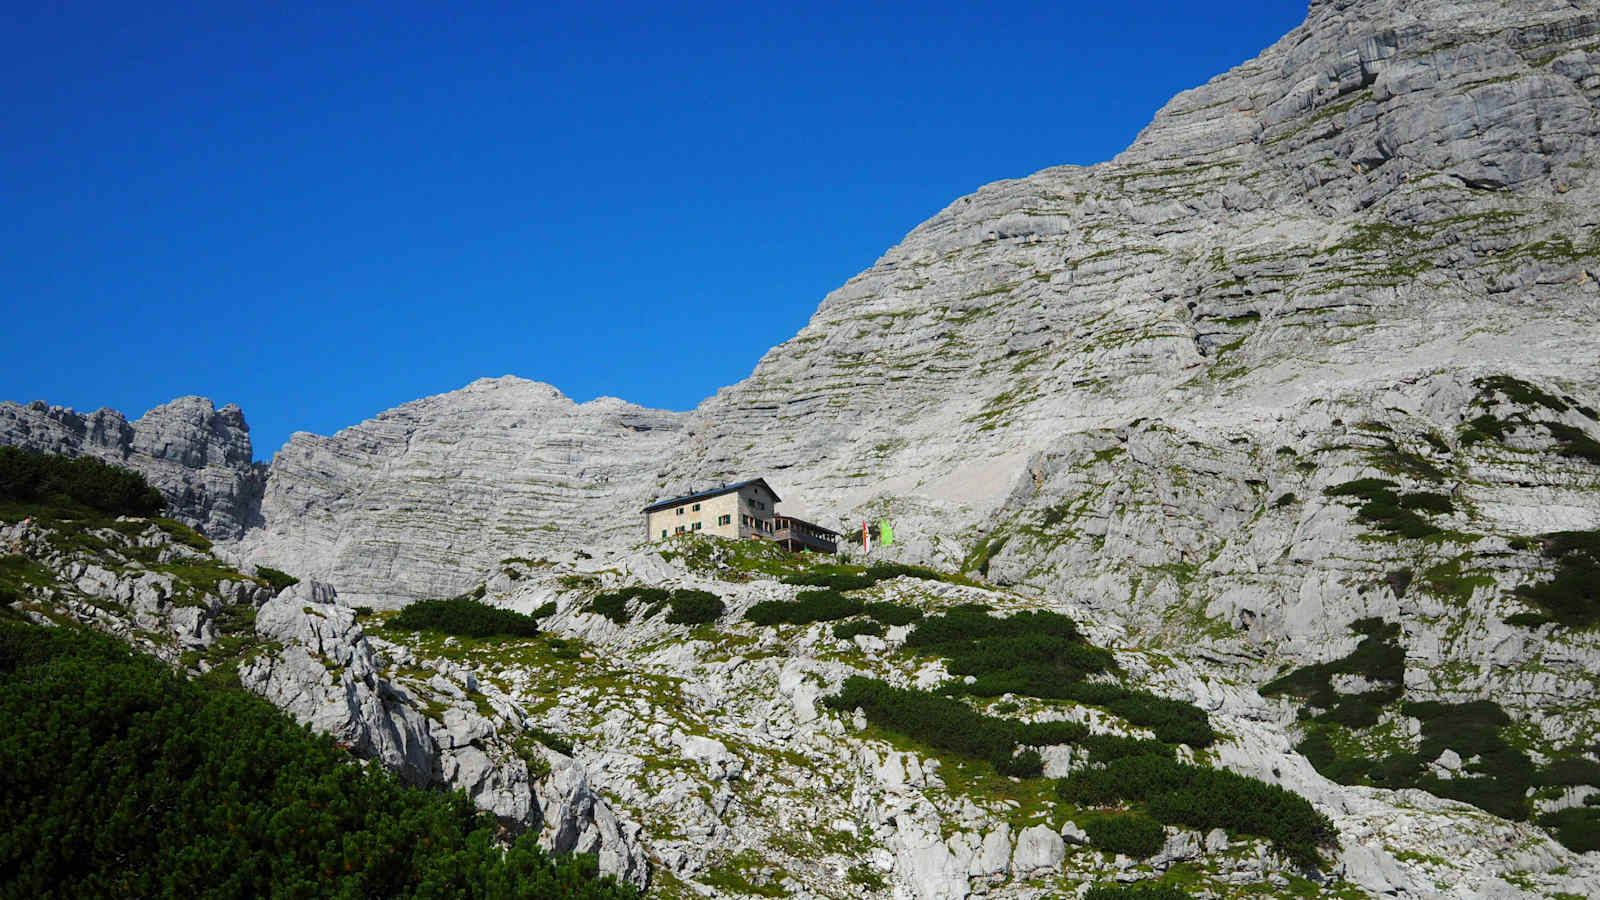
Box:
left=0, top=617, right=638, bottom=899
left=255, top=565, right=301, bottom=594
left=1512, top=530, right=1600, bottom=627
left=663, top=588, right=725, bottom=625
left=1058, top=753, right=1335, bottom=869
left=0, top=445, right=165, bottom=518
left=388, top=597, right=542, bottom=638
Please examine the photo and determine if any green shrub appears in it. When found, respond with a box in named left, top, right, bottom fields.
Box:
left=588, top=586, right=670, bottom=625
left=1503, top=611, right=1551, bottom=628
left=1262, top=618, right=1404, bottom=715
left=1534, top=757, right=1600, bottom=786
left=525, top=726, right=574, bottom=757
left=864, top=601, right=923, bottom=626
left=1059, top=683, right=1214, bottom=747
left=779, top=561, right=954, bottom=593
left=1016, top=719, right=1090, bottom=746
left=745, top=590, right=863, bottom=626
left=665, top=589, right=724, bottom=625
left=254, top=566, right=299, bottom=594
left=1084, top=883, right=1194, bottom=900
left=388, top=597, right=540, bottom=638
left=0, top=446, right=165, bottom=517
left=907, top=606, right=1080, bottom=651
left=530, top=600, right=558, bottom=619
left=154, top=517, right=212, bottom=550
left=1385, top=568, right=1414, bottom=598
left=833, top=620, right=884, bottom=640
left=1082, top=814, right=1165, bottom=858
left=825, top=676, right=1067, bottom=772
left=1079, top=733, right=1170, bottom=763
left=1516, top=530, right=1600, bottom=627
left=846, top=863, right=888, bottom=891
left=781, top=569, right=876, bottom=591
left=1323, top=478, right=1447, bottom=537
left=0, top=620, right=638, bottom=899
left=1477, top=375, right=1569, bottom=412
left=1539, top=806, right=1600, bottom=853
left=1058, top=754, right=1335, bottom=868
left=1539, top=414, right=1600, bottom=455
left=903, top=607, right=1211, bottom=746
left=864, top=562, right=949, bottom=584
left=995, top=748, right=1043, bottom=778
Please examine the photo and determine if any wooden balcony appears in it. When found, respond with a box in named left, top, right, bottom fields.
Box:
left=771, top=516, right=838, bottom=554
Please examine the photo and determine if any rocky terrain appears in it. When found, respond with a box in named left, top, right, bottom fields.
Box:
left=0, top=514, right=651, bottom=889
left=8, top=514, right=1599, bottom=897
left=6, top=0, right=1600, bottom=896
left=0, top=396, right=265, bottom=540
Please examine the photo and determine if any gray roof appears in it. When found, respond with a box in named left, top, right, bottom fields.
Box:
left=640, top=478, right=780, bottom=513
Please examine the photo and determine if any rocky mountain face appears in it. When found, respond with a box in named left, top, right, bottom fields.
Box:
left=7, top=0, right=1600, bottom=896
left=235, top=376, right=685, bottom=607
left=0, top=396, right=265, bottom=540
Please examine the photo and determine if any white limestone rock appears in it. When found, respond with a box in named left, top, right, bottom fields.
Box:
left=1011, top=824, right=1066, bottom=876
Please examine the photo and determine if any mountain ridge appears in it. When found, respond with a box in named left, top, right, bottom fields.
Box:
left=6, top=1, right=1600, bottom=894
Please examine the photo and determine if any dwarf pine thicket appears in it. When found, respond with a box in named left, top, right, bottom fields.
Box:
left=0, top=617, right=639, bottom=899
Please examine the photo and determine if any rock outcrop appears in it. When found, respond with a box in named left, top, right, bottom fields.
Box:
left=238, top=581, right=650, bottom=887
left=236, top=376, right=684, bottom=607
left=0, top=396, right=265, bottom=540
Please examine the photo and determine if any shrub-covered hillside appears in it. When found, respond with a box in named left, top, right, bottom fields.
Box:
left=0, top=616, right=638, bottom=899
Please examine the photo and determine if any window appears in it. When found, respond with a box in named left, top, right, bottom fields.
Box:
left=661, top=529, right=667, bottom=538
left=692, top=521, right=702, bottom=531
left=674, top=525, right=685, bottom=534
left=717, top=514, right=731, bottom=526
left=676, top=507, right=684, bottom=516
left=692, top=503, right=701, bottom=511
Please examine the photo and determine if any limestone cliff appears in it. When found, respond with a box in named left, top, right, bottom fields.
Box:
left=236, top=376, right=685, bottom=607
left=0, top=396, right=265, bottom=540
left=7, top=1, right=1600, bottom=895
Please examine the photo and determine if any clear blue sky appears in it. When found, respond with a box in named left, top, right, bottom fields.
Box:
left=3, top=1, right=1306, bottom=461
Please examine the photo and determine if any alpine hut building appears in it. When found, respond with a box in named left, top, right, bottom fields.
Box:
left=641, top=478, right=839, bottom=554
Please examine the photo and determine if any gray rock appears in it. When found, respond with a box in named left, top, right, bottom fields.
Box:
left=0, top=396, right=264, bottom=539
left=1010, top=824, right=1066, bottom=874
left=237, top=377, right=684, bottom=607
left=538, top=759, right=650, bottom=888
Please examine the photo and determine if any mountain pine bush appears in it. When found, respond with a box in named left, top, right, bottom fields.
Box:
left=387, top=597, right=541, bottom=638
left=0, top=445, right=165, bottom=517
left=0, top=618, right=637, bottom=898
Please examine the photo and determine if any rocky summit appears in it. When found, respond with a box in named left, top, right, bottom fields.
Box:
left=6, top=0, right=1600, bottom=897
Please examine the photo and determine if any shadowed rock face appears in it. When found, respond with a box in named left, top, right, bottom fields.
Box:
left=0, top=396, right=265, bottom=540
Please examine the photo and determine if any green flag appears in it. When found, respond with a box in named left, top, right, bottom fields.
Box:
left=879, top=519, right=893, bottom=547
